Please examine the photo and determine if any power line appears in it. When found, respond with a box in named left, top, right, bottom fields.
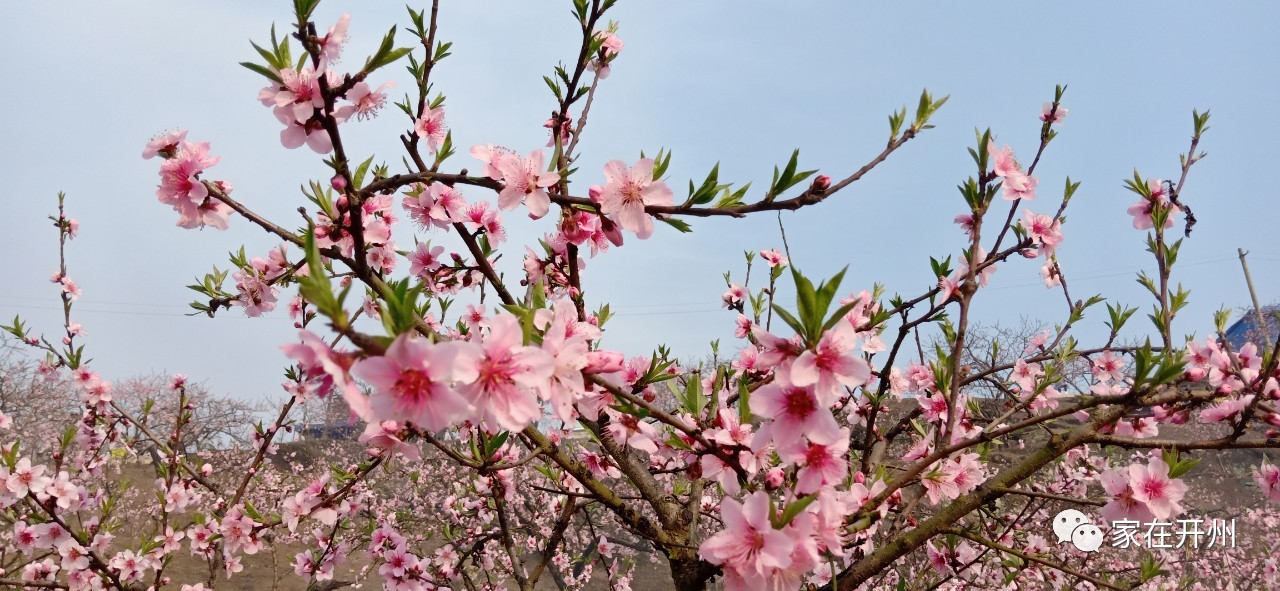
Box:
left=0, top=256, right=1255, bottom=321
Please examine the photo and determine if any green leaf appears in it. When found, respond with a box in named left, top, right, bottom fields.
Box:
left=773, top=494, right=817, bottom=528
left=485, top=431, right=510, bottom=457
left=661, top=217, right=692, bottom=233
left=771, top=304, right=807, bottom=341
left=352, top=156, right=375, bottom=190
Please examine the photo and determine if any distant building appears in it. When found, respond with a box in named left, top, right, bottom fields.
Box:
left=1224, top=306, right=1278, bottom=350
left=298, top=422, right=360, bottom=440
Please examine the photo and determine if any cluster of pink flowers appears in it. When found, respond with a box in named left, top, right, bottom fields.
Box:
left=229, top=246, right=292, bottom=317
left=146, top=131, right=234, bottom=230
left=988, top=139, right=1038, bottom=202
left=1099, top=454, right=1188, bottom=524
left=1181, top=338, right=1279, bottom=427
left=284, top=300, right=621, bottom=436
left=586, top=28, right=624, bottom=79
left=252, top=14, right=395, bottom=154
left=317, top=192, right=399, bottom=273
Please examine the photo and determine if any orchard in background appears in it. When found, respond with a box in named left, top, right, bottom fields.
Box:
left=3, top=1, right=1280, bottom=590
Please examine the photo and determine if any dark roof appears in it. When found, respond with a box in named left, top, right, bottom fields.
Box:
left=1224, top=306, right=1279, bottom=350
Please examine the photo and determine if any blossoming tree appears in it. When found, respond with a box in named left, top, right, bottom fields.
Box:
left=4, top=1, right=1280, bottom=590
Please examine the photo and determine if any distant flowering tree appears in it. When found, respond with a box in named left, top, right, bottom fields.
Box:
left=5, top=1, right=1280, bottom=590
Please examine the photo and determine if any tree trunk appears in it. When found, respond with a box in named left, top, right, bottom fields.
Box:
left=669, top=556, right=717, bottom=591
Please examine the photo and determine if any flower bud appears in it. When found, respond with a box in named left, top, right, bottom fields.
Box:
left=811, top=174, right=831, bottom=192
left=765, top=467, right=785, bottom=489
left=330, top=174, right=347, bottom=192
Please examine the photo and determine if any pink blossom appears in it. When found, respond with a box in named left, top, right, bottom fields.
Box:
left=750, top=378, right=840, bottom=448
left=954, top=213, right=975, bottom=239
left=1092, top=350, right=1126, bottom=382
left=760, top=249, right=788, bottom=268
left=414, top=107, right=448, bottom=154
left=404, top=182, right=466, bottom=229
left=337, top=81, right=394, bottom=121
left=1128, top=457, right=1187, bottom=520
left=784, top=430, right=850, bottom=494
left=282, top=330, right=370, bottom=420
left=460, top=200, right=506, bottom=244
left=1020, top=209, right=1062, bottom=253
left=1002, top=171, right=1038, bottom=201
left=1113, top=416, right=1159, bottom=439
left=1040, top=260, right=1061, bottom=287
left=408, top=242, right=444, bottom=279
left=6, top=458, right=51, bottom=498
left=1099, top=466, right=1154, bottom=524
left=156, top=141, right=218, bottom=207
left=587, top=30, right=624, bottom=78
left=260, top=66, right=324, bottom=124
left=352, top=334, right=480, bottom=432
left=956, top=246, right=995, bottom=288
left=1255, top=462, right=1280, bottom=504
left=949, top=453, right=986, bottom=495
left=987, top=140, right=1022, bottom=179
left=1040, top=102, right=1068, bottom=124
left=1126, top=179, right=1180, bottom=230
left=604, top=409, right=659, bottom=454
left=358, top=421, right=421, bottom=460
left=276, top=109, right=332, bottom=153
left=1200, top=395, right=1253, bottom=423
left=722, top=283, right=746, bottom=309
left=1011, top=359, right=1043, bottom=391
left=699, top=491, right=795, bottom=583
left=470, top=144, right=514, bottom=180
left=497, top=150, right=560, bottom=219
left=598, top=158, right=674, bottom=239
left=1024, top=329, right=1050, bottom=355
left=461, top=313, right=555, bottom=431
left=537, top=301, right=595, bottom=421
left=921, top=462, right=960, bottom=505
left=788, top=322, right=871, bottom=404
left=937, top=272, right=960, bottom=302
left=318, top=13, right=350, bottom=67
left=142, top=129, right=188, bottom=159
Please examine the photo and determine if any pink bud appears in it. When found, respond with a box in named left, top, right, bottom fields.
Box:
left=1184, top=367, right=1207, bottom=382
left=588, top=184, right=604, bottom=203
left=331, top=174, right=347, bottom=191
left=201, top=464, right=213, bottom=476
left=811, top=174, right=831, bottom=192
left=765, top=467, right=785, bottom=489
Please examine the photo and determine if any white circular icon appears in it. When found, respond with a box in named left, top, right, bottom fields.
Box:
left=1052, top=509, right=1088, bottom=543
left=1070, top=523, right=1104, bottom=552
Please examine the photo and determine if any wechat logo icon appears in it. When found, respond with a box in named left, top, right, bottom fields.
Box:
left=1052, top=509, right=1103, bottom=553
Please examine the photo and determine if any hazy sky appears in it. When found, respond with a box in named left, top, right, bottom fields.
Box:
left=3, top=1, right=1278, bottom=402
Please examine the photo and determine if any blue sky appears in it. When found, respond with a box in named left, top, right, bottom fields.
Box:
left=3, top=1, right=1278, bottom=401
